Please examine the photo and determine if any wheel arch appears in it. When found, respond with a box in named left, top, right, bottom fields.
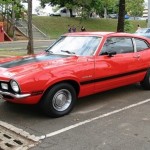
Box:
left=140, top=68, right=150, bottom=90
left=41, top=80, right=80, bottom=101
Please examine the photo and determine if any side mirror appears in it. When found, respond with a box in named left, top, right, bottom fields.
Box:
left=101, top=51, right=117, bottom=57
left=107, top=51, right=117, bottom=57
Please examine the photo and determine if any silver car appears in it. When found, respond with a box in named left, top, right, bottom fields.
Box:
left=135, top=28, right=150, bottom=38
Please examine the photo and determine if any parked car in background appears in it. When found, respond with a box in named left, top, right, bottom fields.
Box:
left=49, top=7, right=77, bottom=17
left=108, top=14, right=129, bottom=19
left=108, top=14, right=118, bottom=19
left=129, top=17, right=148, bottom=20
left=0, top=32, right=150, bottom=117
left=135, top=28, right=150, bottom=38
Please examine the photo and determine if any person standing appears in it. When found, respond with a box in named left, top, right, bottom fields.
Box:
left=68, top=25, right=72, bottom=33
left=72, top=25, right=76, bottom=32
left=81, top=26, right=86, bottom=32
left=137, top=24, right=141, bottom=30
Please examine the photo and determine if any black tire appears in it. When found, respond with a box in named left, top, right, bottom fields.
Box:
left=40, top=83, right=77, bottom=117
left=140, top=70, right=150, bottom=90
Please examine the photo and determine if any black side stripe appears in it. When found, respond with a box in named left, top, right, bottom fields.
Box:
left=80, top=68, right=147, bottom=85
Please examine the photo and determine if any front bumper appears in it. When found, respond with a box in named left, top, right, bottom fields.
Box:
left=0, top=90, right=31, bottom=99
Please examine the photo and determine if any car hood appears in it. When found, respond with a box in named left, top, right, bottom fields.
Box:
left=0, top=53, right=78, bottom=79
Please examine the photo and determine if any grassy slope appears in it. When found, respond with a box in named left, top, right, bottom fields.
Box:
left=32, top=16, right=147, bottom=39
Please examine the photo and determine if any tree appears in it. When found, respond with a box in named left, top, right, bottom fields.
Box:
left=27, top=0, right=34, bottom=54
left=76, top=0, right=93, bottom=18
left=94, top=0, right=118, bottom=18
left=126, top=0, right=144, bottom=18
left=117, top=0, right=125, bottom=32
left=40, top=0, right=98, bottom=18
left=40, top=0, right=119, bottom=18
left=0, top=0, right=25, bottom=38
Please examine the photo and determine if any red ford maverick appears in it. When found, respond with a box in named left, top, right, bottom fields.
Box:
left=0, top=32, right=150, bottom=117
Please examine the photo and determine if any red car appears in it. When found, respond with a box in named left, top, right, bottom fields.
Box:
left=0, top=32, right=150, bottom=117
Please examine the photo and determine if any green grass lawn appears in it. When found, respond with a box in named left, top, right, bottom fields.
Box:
left=32, top=16, right=147, bottom=39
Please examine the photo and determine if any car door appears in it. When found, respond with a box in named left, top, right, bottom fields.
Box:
left=94, top=36, right=143, bottom=93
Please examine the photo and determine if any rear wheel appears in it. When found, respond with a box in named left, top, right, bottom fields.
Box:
left=140, top=70, right=150, bottom=90
left=40, top=83, right=77, bottom=117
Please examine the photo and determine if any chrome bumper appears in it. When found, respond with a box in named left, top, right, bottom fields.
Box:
left=0, top=90, right=31, bottom=99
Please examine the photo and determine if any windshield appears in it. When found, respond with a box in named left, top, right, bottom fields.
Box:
left=47, top=36, right=101, bottom=56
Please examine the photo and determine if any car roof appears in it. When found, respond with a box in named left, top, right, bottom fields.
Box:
left=65, top=32, right=113, bottom=36
left=64, top=32, right=114, bottom=37
left=64, top=32, right=143, bottom=38
left=138, top=28, right=150, bottom=30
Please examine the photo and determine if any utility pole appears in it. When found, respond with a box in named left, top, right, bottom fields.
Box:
left=148, top=0, right=150, bottom=27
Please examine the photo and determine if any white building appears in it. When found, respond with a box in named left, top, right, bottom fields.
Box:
left=143, top=9, right=148, bottom=17
left=142, top=0, right=148, bottom=18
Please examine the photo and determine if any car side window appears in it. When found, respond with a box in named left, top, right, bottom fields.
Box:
left=146, top=29, right=150, bottom=33
left=134, top=38, right=149, bottom=52
left=100, top=37, right=134, bottom=55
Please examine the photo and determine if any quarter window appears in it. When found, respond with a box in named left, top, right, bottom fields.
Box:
left=134, top=38, right=149, bottom=52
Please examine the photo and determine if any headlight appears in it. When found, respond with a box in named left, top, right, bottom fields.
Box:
left=1, top=83, right=8, bottom=90
left=10, top=80, right=20, bottom=93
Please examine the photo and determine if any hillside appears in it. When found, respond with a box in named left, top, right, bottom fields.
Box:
left=32, top=16, right=147, bottom=39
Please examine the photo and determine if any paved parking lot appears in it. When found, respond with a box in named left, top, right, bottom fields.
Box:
left=0, top=84, right=150, bottom=149
left=1, top=40, right=150, bottom=149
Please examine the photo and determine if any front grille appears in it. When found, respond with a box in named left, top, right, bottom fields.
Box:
left=2, top=95, right=14, bottom=100
left=0, top=81, right=10, bottom=92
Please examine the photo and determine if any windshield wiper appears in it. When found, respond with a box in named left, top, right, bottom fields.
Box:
left=61, top=50, right=75, bottom=55
left=45, top=49, right=53, bottom=54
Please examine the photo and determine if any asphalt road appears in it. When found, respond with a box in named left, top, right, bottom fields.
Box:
left=0, top=83, right=150, bottom=150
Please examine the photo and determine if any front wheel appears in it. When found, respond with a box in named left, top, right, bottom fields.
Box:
left=140, top=70, right=150, bottom=90
left=40, top=83, right=77, bottom=117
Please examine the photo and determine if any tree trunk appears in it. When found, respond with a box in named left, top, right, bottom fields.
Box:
left=117, top=0, right=125, bottom=32
left=12, top=2, right=15, bottom=40
left=6, top=4, right=9, bottom=33
left=69, top=9, right=73, bottom=17
left=27, top=0, right=34, bottom=54
left=104, top=7, right=107, bottom=19
left=1, top=4, right=4, bottom=21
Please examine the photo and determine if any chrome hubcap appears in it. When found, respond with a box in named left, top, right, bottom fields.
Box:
left=52, top=89, right=72, bottom=111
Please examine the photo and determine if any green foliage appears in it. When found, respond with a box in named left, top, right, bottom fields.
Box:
left=40, top=0, right=75, bottom=7
left=0, top=0, right=25, bottom=20
left=126, top=0, right=144, bottom=17
left=94, top=0, right=118, bottom=16
left=124, top=20, right=133, bottom=32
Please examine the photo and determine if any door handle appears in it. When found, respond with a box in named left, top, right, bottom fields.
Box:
left=133, top=55, right=140, bottom=58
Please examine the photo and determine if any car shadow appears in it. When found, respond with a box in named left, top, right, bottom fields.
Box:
left=73, top=83, right=143, bottom=113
